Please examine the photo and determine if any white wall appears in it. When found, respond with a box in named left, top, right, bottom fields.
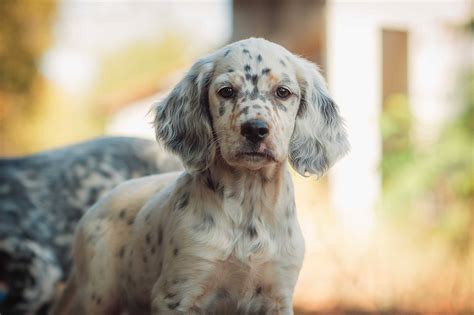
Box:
left=105, top=93, right=164, bottom=140
left=326, top=0, right=471, bottom=239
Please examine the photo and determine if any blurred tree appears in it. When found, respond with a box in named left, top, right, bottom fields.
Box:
left=380, top=94, right=414, bottom=184
left=0, top=0, right=57, bottom=154
left=94, top=34, right=190, bottom=115
left=381, top=66, right=474, bottom=256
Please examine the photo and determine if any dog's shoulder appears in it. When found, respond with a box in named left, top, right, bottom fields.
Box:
left=82, top=172, right=182, bottom=221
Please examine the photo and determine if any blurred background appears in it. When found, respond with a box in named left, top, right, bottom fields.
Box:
left=0, top=0, right=472, bottom=313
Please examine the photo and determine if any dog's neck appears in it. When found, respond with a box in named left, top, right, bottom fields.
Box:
left=196, top=157, right=292, bottom=220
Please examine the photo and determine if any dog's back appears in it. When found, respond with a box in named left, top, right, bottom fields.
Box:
left=0, top=137, right=181, bottom=314
left=51, top=172, right=181, bottom=315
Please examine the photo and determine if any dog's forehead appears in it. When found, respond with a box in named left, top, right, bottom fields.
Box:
left=215, top=39, right=293, bottom=72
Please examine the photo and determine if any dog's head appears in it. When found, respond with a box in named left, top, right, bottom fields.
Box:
left=154, top=38, right=349, bottom=176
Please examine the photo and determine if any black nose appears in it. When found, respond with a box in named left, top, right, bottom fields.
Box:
left=240, top=119, right=269, bottom=143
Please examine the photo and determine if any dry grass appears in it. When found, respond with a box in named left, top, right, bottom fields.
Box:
left=291, top=174, right=474, bottom=314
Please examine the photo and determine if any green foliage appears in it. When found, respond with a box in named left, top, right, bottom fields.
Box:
left=380, top=94, right=414, bottom=184
left=381, top=70, right=474, bottom=255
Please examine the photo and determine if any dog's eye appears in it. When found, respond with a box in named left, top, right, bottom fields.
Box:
left=275, top=86, right=291, bottom=99
left=218, top=87, right=234, bottom=99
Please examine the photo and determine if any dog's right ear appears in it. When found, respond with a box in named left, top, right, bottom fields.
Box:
left=153, top=56, right=215, bottom=173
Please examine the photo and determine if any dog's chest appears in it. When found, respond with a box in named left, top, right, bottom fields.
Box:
left=193, top=213, right=292, bottom=310
left=217, top=197, right=282, bottom=261
left=199, top=254, right=282, bottom=311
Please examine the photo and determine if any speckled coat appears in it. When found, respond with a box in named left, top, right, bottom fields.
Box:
left=53, top=38, right=349, bottom=314
left=0, top=137, right=181, bottom=314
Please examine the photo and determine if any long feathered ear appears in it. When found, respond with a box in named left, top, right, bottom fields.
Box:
left=289, top=57, right=350, bottom=177
left=153, top=56, right=215, bottom=173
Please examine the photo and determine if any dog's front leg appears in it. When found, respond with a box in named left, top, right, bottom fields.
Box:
left=271, top=303, right=295, bottom=315
left=149, top=261, right=216, bottom=314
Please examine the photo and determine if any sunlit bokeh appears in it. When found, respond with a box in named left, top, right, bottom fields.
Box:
left=1, top=0, right=472, bottom=313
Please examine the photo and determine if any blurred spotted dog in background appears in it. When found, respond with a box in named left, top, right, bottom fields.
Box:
left=0, top=137, right=181, bottom=314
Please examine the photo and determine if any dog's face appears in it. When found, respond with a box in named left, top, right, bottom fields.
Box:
left=208, top=41, right=301, bottom=170
left=155, top=38, right=349, bottom=176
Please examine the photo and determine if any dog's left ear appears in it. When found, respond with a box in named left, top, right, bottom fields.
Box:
left=153, top=55, right=215, bottom=173
left=289, top=57, right=350, bottom=177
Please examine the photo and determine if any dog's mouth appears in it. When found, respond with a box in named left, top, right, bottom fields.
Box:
left=236, top=150, right=276, bottom=162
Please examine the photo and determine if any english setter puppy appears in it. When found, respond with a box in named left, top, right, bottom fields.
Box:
left=0, top=137, right=181, bottom=314
left=52, top=38, right=349, bottom=314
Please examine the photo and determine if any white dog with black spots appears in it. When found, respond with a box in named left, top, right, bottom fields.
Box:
left=52, top=38, right=349, bottom=314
